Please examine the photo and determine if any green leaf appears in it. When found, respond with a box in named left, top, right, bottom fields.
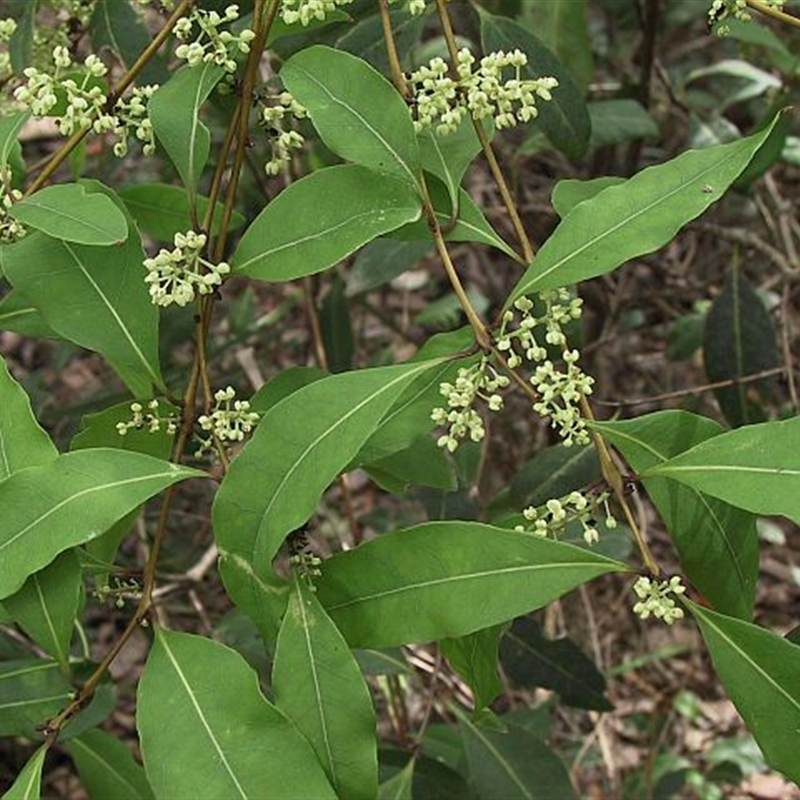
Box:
left=4, top=550, right=82, bottom=671
left=528, top=0, right=593, bottom=92
left=0, top=291, right=60, bottom=339
left=509, top=444, right=599, bottom=510
left=10, top=183, right=128, bottom=245
left=9, top=0, right=35, bottom=74
left=267, top=9, right=352, bottom=46
left=273, top=576, right=378, bottom=800
left=149, top=63, right=225, bottom=199
left=319, top=275, right=353, bottom=373
left=90, top=0, right=164, bottom=84
left=594, top=411, right=758, bottom=620
left=479, top=10, right=591, bottom=160
left=703, top=264, right=779, bottom=427
left=1, top=744, right=47, bottom=800
left=643, top=415, right=800, bottom=526
left=687, top=600, right=800, bottom=784
left=0, top=186, right=163, bottom=396
left=347, top=239, right=431, bottom=296
left=281, top=46, right=420, bottom=187
left=249, top=366, right=326, bottom=414
left=419, top=117, right=485, bottom=217
left=137, top=628, right=336, bottom=799
left=0, top=659, right=72, bottom=736
left=551, top=177, right=626, bottom=219
left=233, top=165, right=421, bottom=281
left=365, top=436, right=456, bottom=492
left=316, top=522, right=626, bottom=647
left=71, top=400, right=175, bottom=460
left=395, top=182, right=517, bottom=258
left=460, top=717, right=577, bottom=800
left=213, top=358, right=444, bottom=575
left=588, top=99, right=659, bottom=149
left=0, top=354, right=57, bottom=480
left=441, top=625, right=505, bottom=711
left=66, top=728, right=155, bottom=800
left=377, top=757, right=415, bottom=800
left=0, top=110, right=30, bottom=169
left=500, top=617, right=612, bottom=711
left=0, top=449, right=201, bottom=600
left=120, top=184, right=246, bottom=242
left=508, top=112, right=784, bottom=302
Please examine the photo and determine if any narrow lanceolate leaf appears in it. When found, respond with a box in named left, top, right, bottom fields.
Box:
left=120, top=184, right=245, bottom=242
left=508, top=112, right=783, bottom=303
left=440, top=625, right=505, bottom=711
left=687, top=600, right=800, bottom=784
left=460, top=718, right=578, bottom=800
left=0, top=660, right=72, bottom=737
left=377, top=758, right=415, bottom=800
left=0, top=110, right=30, bottom=168
left=281, top=46, right=420, bottom=188
left=213, top=359, right=444, bottom=574
left=273, top=577, right=378, bottom=800
left=0, top=355, right=57, bottom=480
left=0, top=291, right=60, bottom=339
left=233, top=165, right=421, bottom=281
left=9, top=183, right=128, bottom=245
left=315, top=522, right=627, bottom=647
left=1, top=744, right=47, bottom=800
left=138, top=629, right=336, bottom=800
left=4, top=550, right=82, bottom=671
left=0, top=449, right=201, bottom=600
left=66, top=728, right=155, bottom=800
left=703, top=264, right=779, bottom=427
left=418, top=117, right=485, bottom=216
left=643, top=415, right=800, bottom=526
left=479, top=10, right=591, bottom=161
left=1, top=187, right=163, bottom=396
left=500, top=617, right=612, bottom=711
left=90, top=0, right=164, bottom=84
left=149, top=63, right=225, bottom=198
left=594, top=411, right=758, bottom=620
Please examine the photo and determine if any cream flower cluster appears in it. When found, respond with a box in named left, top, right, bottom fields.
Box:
left=407, top=47, right=558, bottom=135
left=174, top=5, right=255, bottom=74
left=632, top=576, right=686, bottom=625
left=431, top=357, right=510, bottom=452
left=0, top=17, right=16, bottom=79
left=260, top=92, right=308, bottom=176
left=498, top=291, right=593, bottom=447
left=96, top=85, right=159, bottom=158
left=388, top=0, right=427, bottom=15
left=196, top=386, right=260, bottom=457
left=279, top=0, right=354, bottom=26
left=0, top=168, right=25, bottom=244
left=143, top=231, right=230, bottom=308
left=709, top=0, right=784, bottom=29
left=116, top=399, right=178, bottom=437
left=515, top=489, right=615, bottom=545
left=14, top=47, right=108, bottom=136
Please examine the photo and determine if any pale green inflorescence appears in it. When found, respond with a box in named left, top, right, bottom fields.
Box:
left=431, top=356, right=510, bottom=452
left=143, top=231, right=231, bottom=308
left=174, top=5, right=255, bottom=74
left=407, top=47, right=558, bottom=135
left=514, top=489, right=617, bottom=546
left=0, top=166, right=25, bottom=244
left=632, top=576, right=686, bottom=625
left=196, top=387, right=260, bottom=457
left=498, top=290, right=594, bottom=447
left=116, top=399, right=178, bottom=437
left=260, top=91, right=309, bottom=176
left=709, top=0, right=785, bottom=31
left=278, top=0, right=426, bottom=26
